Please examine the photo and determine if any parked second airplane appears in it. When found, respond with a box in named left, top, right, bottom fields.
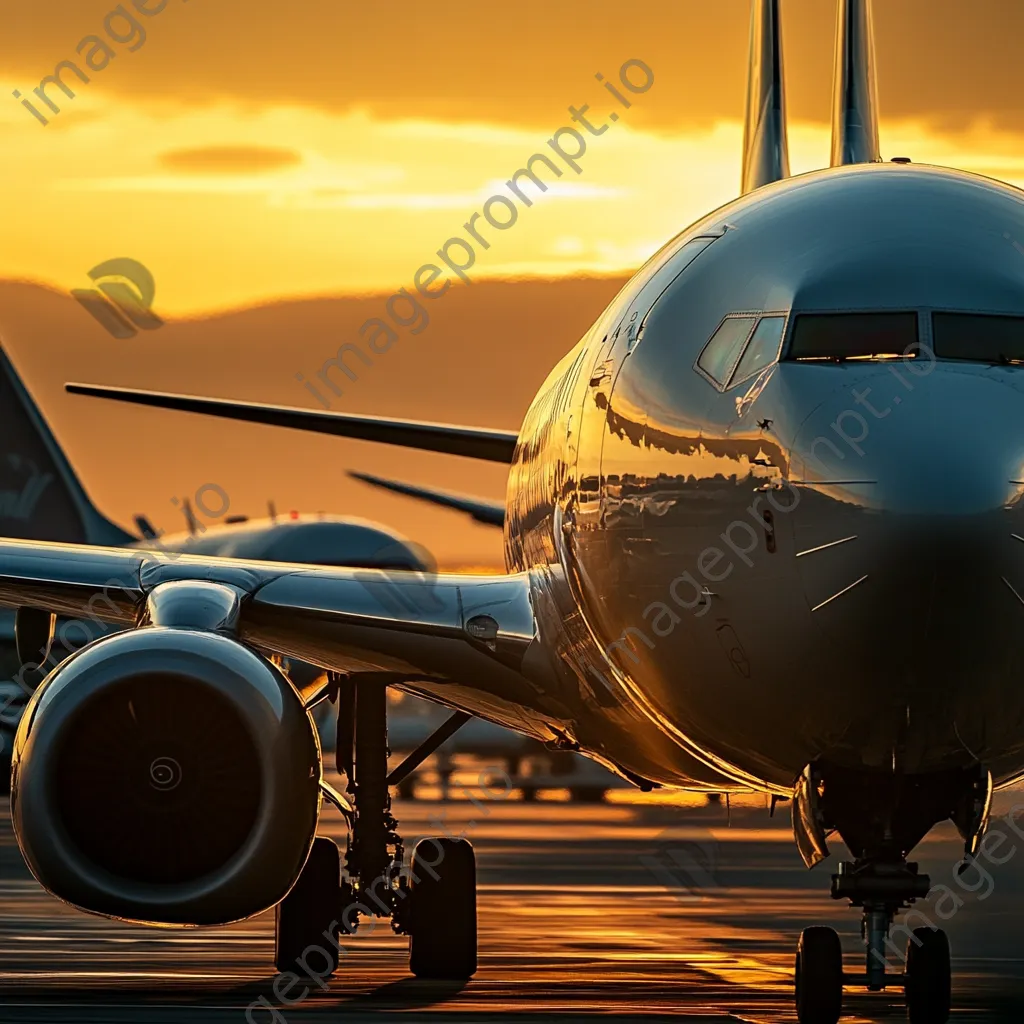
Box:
left=1, top=3, right=1018, bottom=1021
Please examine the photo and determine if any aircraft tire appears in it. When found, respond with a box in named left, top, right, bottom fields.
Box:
left=795, top=926, right=843, bottom=1024
left=905, top=927, right=951, bottom=1024
left=408, top=837, right=477, bottom=979
left=275, top=836, right=341, bottom=976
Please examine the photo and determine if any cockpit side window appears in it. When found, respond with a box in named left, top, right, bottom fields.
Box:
left=785, top=312, right=919, bottom=361
left=932, top=312, right=1024, bottom=365
left=696, top=316, right=758, bottom=387
left=731, top=315, right=786, bottom=386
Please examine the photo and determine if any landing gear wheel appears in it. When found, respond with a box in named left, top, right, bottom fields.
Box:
left=275, top=837, right=341, bottom=975
left=408, top=837, right=477, bottom=980
left=795, top=926, right=843, bottom=1024
left=905, top=928, right=951, bottom=1024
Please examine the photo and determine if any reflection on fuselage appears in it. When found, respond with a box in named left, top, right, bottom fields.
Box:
left=505, top=164, right=1024, bottom=793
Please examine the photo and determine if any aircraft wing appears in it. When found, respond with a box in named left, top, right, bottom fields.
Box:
left=65, top=383, right=519, bottom=464
left=0, top=538, right=555, bottom=742
left=349, top=471, right=505, bottom=528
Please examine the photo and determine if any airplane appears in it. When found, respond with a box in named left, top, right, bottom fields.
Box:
left=0, top=342, right=436, bottom=777
left=0, top=343, right=616, bottom=804
left=0, top=1, right=1016, bottom=1019
left=344, top=473, right=625, bottom=801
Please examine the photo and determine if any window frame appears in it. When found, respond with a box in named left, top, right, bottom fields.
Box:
left=728, top=312, right=791, bottom=389
left=693, top=313, right=760, bottom=390
left=694, top=310, right=790, bottom=392
left=757, top=304, right=1024, bottom=369
left=780, top=308, right=922, bottom=364
left=929, top=309, right=1024, bottom=365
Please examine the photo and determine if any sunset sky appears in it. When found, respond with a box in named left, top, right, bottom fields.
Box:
left=3, top=0, right=1024, bottom=565
left=3, top=0, right=1024, bottom=313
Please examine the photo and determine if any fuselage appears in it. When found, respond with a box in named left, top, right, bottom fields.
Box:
left=505, top=164, right=1024, bottom=793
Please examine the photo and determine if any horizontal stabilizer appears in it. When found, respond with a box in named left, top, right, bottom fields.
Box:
left=66, top=383, right=519, bottom=464
left=831, top=0, right=881, bottom=166
left=741, top=0, right=790, bottom=194
left=349, top=471, right=505, bottom=528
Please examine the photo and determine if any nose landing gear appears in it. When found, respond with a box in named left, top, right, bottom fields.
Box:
left=795, top=858, right=950, bottom=1024
left=791, top=761, right=986, bottom=1024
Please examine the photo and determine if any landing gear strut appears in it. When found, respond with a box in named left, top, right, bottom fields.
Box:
left=274, top=675, right=479, bottom=983
left=791, top=762, right=987, bottom=1024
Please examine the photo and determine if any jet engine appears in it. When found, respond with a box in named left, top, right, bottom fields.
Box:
left=11, top=625, right=321, bottom=926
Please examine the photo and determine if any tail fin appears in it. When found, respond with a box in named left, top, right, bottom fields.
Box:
left=831, top=0, right=881, bottom=166
left=0, top=344, right=134, bottom=545
left=741, top=0, right=790, bottom=195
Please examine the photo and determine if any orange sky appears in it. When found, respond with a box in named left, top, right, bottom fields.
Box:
left=3, top=1, right=1024, bottom=565
left=3, top=1, right=1024, bottom=312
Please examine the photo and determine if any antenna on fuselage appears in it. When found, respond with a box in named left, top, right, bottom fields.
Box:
left=741, top=0, right=790, bottom=195
left=830, top=0, right=882, bottom=165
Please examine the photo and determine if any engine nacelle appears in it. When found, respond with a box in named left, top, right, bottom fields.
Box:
left=11, top=626, right=322, bottom=926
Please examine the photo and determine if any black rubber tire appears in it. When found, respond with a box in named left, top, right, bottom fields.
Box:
left=795, top=926, right=843, bottom=1024
left=275, top=836, right=341, bottom=976
left=408, top=837, right=477, bottom=980
left=905, top=927, right=951, bottom=1024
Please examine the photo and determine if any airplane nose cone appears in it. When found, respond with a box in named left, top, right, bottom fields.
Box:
left=785, top=365, right=1024, bottom=771
left=791, top=365, right=1024, bottom=515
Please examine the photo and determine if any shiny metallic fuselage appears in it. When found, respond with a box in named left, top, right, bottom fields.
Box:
left=505, top=164, right=1024, bottom=793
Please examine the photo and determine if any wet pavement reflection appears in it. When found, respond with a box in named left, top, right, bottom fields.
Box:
left=0, top=775, right=1022, bottom=1022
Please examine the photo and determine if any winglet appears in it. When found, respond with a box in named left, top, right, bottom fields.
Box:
left=830, top=0, right=881, bottom=166
left=741, top=0, right=790, bottom=195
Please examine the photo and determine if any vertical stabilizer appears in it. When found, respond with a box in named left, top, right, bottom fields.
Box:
left=0, top=343, right=135, bottom=545
left=831, top=0, right=881, bottom=166
left=741, top=0, right=790, bottom=195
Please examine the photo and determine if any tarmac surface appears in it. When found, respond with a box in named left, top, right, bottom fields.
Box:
left=1, top=773, right=1024, bottom=1023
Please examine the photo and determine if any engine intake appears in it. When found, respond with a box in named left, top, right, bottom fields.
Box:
left=12, top=626, right=321, bottom=926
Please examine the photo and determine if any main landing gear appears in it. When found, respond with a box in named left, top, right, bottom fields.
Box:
left=792, top=762, right=990, bottom=1024
left=275, top=675, right=478, bottom=982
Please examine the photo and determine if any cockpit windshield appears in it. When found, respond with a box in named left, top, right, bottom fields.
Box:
left=932, top=312, right=1024, bottom=365
left=786, top=312, right=919, bottom=362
